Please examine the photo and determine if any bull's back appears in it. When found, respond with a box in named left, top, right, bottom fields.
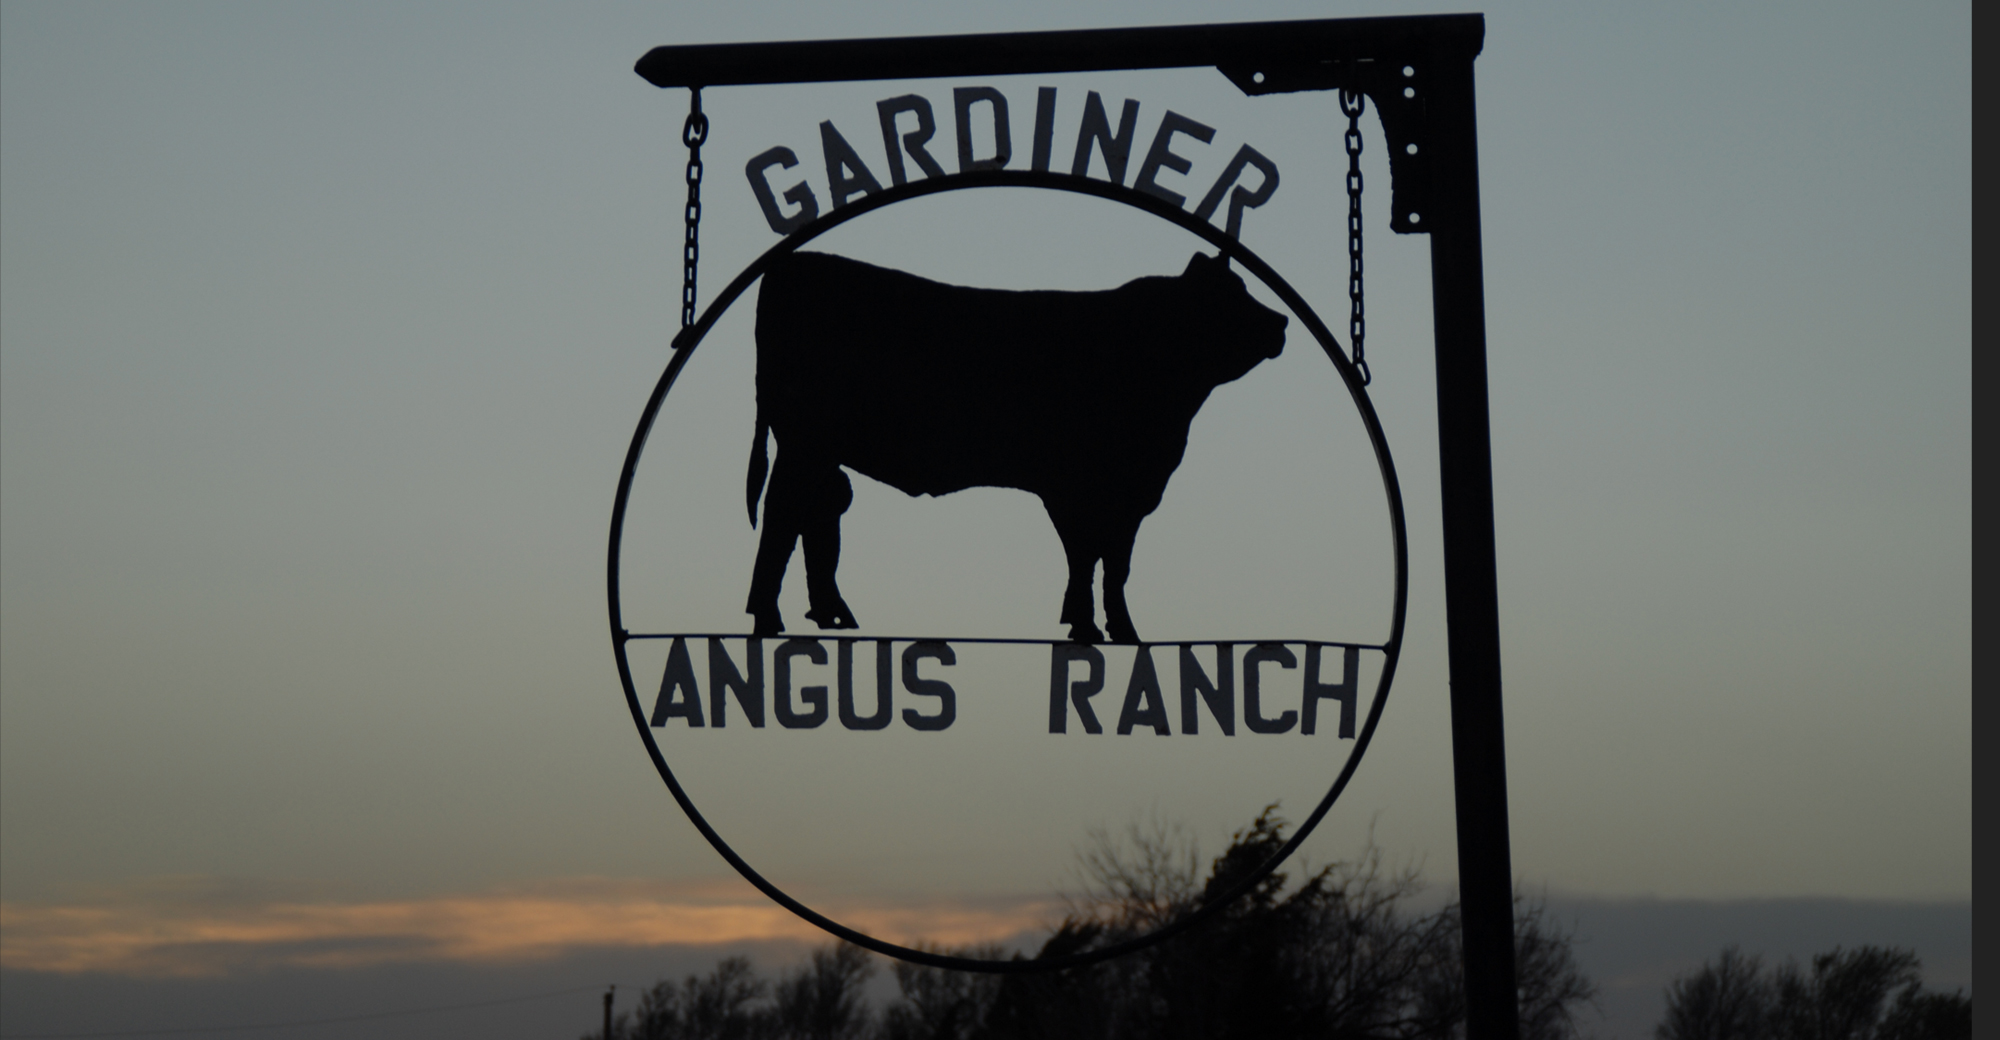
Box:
left=755, top=253, right=1153, bottom=497
left=758, top=254, right=1117, bottom=374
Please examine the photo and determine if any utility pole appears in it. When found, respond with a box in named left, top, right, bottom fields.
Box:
left=602, top=984, right=615, bottom=1040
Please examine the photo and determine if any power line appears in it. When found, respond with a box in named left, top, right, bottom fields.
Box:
left=0, top=982, right=614, bottom=1039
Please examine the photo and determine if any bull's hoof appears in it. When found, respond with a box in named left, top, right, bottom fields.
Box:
left=805, top=607, right=859, bottom=630
left=1065, top=621, right=1104, bottom=644
left=749, top=608, right=784, bottom=637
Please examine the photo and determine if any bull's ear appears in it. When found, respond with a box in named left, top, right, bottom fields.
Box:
left=1184, top=251, right=1219, bottom=276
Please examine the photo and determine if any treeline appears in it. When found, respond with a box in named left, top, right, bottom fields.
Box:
left=586, top=811, right=1972, bottom=1039
left=1656, top=944, right=1969, bottom=1040
left=585, top=809, right=1595, bottom=1040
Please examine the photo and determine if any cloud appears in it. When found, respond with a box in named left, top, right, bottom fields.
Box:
left=0, top=877, right=1056, bottom=978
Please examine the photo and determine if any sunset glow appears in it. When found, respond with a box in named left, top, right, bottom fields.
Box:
left=0, top=880, right=1056, bottom=978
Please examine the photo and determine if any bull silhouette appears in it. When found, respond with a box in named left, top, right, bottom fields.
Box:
left=745, top=251, right=1287, bottom=644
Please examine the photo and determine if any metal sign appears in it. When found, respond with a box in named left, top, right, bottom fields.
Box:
left=608, top=15, right=1520, bottom=1039
left=610, top=165, right=1407, bottom=968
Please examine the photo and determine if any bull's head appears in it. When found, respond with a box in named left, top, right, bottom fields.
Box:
left=1179, top=252, right=1288, bottom=383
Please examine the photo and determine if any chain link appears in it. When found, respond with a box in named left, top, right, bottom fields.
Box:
left=680, top=88, right=709, bottom=331
left=1340, top=88, right=1370, bottom=386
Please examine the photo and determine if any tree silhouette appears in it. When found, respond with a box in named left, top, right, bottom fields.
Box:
left=1874, top=986, right=1976, bottom=1040
left=599, top=946, right=875, bottom=1040
left=884, top=807, right=1595, bottom=1040
left=1657, top=945, right=1770, bottom=1040
left=877, top=945, right=1007, bottom=1040
left=594, top=807, right=1597, bottom=1039
left=611, top=955, right=768, bottom=1040
left=770, top=942, right=877, bottom=1040
left=1657, top=945, right=1969, bottom=1040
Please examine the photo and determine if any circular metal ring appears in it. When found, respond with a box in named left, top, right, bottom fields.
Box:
left=607, top=168, right=1409, bottom=973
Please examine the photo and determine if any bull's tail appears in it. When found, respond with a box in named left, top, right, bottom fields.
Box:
left=746, top=418, right=770, bottom=528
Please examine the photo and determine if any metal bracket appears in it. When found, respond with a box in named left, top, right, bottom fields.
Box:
left=1219, top=60, right=1430, bottom=234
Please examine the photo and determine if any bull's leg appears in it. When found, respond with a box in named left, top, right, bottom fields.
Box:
left=745, top=450, right=815, bottom=636
left=1060, top=543, right=1103, bottom=644
left=1045, top=501, right=1104, bottom=644
left=746, top=526, right=797, bottom=639
left=801, top=466, right=858, bottom=630
left=1100, top=516, right=1145, bottom=645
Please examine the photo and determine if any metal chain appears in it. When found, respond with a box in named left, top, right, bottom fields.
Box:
left=1340, top=88, right=1370, bottom=386
left=680, top=88, right=709, bottom=331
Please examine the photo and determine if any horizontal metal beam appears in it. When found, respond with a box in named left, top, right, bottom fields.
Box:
left=635, top=15, right=1483, bottom=89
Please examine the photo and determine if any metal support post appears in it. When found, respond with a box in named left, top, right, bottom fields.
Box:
left=1424, top=44, right=1521, bottom=1040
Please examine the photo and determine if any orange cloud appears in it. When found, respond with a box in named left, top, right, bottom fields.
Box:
left=0, top=878, right=1056, bottom=978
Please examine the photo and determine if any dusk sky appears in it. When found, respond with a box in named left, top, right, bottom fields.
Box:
left=0, top=2, right=1969, bottom=1037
